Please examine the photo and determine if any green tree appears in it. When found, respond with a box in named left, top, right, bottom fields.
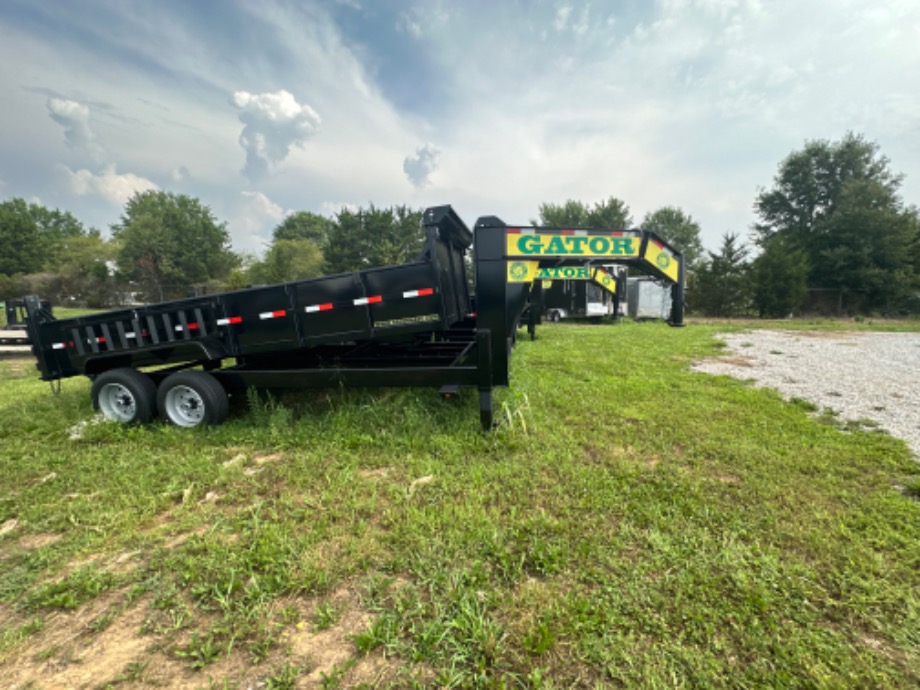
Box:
left=0, top=198, right=86, bottom=275
left=819, top=181, right=919, bottom=313
left=56, top=230, right=122, bottom=307
left=692, top=233, right=751, bottom=316
left=111, top=191, right=238, bottom=302
left=751, top=235, right=809, bottom=317
left=534, top=197, right=632, bottom=228
left=272, top=211, right=333, bottom=246
left=641, top=206, right=705, bottom=269
left=754, top=133, right=918, bottom=313
left=324, top=205, right=424, bottom=274
left=250, top=239, right=324, bottom=284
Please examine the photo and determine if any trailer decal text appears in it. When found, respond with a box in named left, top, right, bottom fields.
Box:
left=507, top=232, right=639, bottom=258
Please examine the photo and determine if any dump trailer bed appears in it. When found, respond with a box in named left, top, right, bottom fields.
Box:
left=28, top=207, right=472, bottom=383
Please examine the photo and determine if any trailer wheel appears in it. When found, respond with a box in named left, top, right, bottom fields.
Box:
left=157, top=371, right=229, bottom=428
left=549, top=310, right=561, bottom=323
left=91, top=368, right=157, bottom=424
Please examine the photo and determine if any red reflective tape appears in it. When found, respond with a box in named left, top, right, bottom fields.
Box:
left=507, top=228, right=522, bottom=234
left=188, top=322, right=200, bottom=330
left=560, top=229, right=575, bottom=235
left=96, top=337, right=106, bottom=344
left=403, top=288, right=435, bottom=299
left=652, top=239, right=665, bottom=250
left=305, top=302, right=334, bottom=313
left=354, top=295, right=383, bottom=306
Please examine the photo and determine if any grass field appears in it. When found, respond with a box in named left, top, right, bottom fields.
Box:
left=0, top=321, right=918, bottom=688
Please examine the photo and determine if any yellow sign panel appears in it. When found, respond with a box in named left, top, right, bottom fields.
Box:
left=591, top=268, right=618, bottom=295
left=506, top=232, right=640, bottom=258
left=643, top=239, right=680, bottom=282
left=506, top=261, right=540, bottom=283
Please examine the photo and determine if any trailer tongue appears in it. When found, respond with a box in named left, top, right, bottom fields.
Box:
left=24, top=205, right=684, bottom=430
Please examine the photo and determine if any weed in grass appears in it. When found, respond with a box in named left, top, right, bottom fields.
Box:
left=0, top=617, right=45, bottom=654
left=522, top=619, right=555, bottom=656
left=111, top=659, right=148, bottom=684
left=25, top=565, right=116, bottom=610
left=175, top=631, right=222, bottom=669
left=264, top=661, right=300, bottom=689
left=319, top=659, right=356, bottom=689
left=312, top=600, right=341, bottom=631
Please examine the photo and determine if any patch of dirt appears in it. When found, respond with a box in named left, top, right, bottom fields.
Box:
left=15, top=533, right=64, bottom=551
left=3, top=590, right=148, bottom=689
left=359, top=467, right=393, bottom=479
left=254, top=452, right=284, bottom=465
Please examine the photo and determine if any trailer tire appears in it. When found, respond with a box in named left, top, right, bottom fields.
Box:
left=549, top=310, right=561, bottom=323
left=91, top=368, right=158, bottom=424
left=157, top=371, right=229, bottom=428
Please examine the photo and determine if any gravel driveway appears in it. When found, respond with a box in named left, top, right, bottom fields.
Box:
left=692, top=330, right=920, bottom=460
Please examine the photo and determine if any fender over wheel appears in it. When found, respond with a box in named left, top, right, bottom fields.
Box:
left=91, top=368, right=158, bottom=424
left=157, top=371, right=229, bottom=428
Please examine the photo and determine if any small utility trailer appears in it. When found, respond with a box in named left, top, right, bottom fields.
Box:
left=24, top=206, right=684, bottom=430
left=538, top=265, right=624, bottom=322
left=1, top=299, right=51, bottom=345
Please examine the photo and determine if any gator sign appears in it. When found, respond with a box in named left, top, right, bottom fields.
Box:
left=505, top=263, right=618, bottom=295
left=506, top=229, right=680, bottom=283
left=506, top=229, right=640, bottom=259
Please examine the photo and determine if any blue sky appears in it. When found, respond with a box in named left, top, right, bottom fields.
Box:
left=1, top=0, right=918, bottom=256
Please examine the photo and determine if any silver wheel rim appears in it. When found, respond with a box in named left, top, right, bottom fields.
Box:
left=98, top=383, right=137, bottom=423
left=164, top=385, right=206, bottom=427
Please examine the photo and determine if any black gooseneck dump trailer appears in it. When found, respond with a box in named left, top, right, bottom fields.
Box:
left=24, top=205, right=684, bottom=430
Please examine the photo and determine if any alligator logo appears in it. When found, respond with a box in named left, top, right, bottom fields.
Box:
left=656, top=253, right=671, bottom=270
left=509, top=262, right=529, bottom=281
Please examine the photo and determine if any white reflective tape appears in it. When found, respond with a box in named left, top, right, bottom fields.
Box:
left=259, top=312, right=274, bottom=320
left=403, top=290, right=420, bottom=299
left=125, top=332, right=136, bottom=338
left=574, top=230, right=588, bottom=236
left=52, top=342, right=66, bottom=350
left=305, top=305, right=321, bottom=313
left=174, top=325, right=183, bottom=332
left=216, top=318, right=231, bottom=326
left=353, top=297, right=370, bottom=306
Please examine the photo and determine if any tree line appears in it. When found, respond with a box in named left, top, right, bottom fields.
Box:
left=1, top=133, right=918, bottom=316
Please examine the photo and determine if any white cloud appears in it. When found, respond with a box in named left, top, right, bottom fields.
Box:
left=47, top=97, right=107, bottom=164
left=56, top=164, right=157, bottom=206
left=397, top=12, right=423, bottom=38
left=554, top=3, right=573, bottom=31
left=231, top=90, right=321, bottom=181
left=228, top=190, right=289, bottom=255
left=403, top=144, right=441, bottom=188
